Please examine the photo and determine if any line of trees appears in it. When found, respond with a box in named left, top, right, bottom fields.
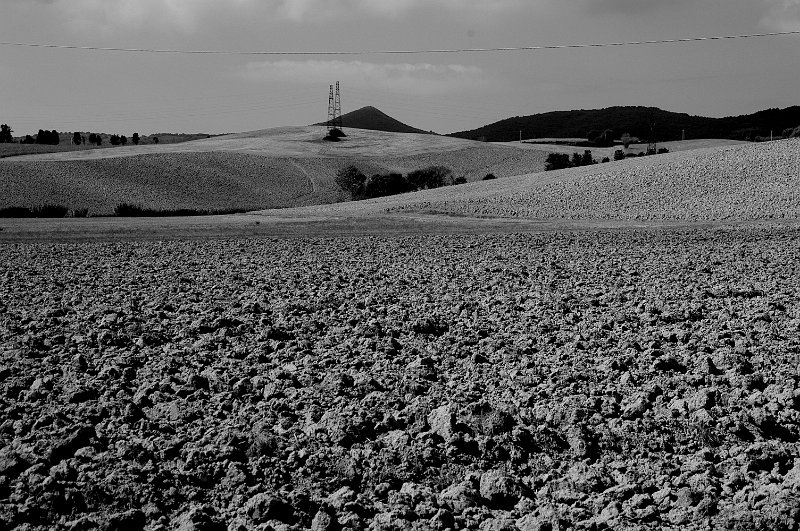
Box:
left=1, top=124, right=151, bottom=147
left=336, top=165, right=467, bottom=200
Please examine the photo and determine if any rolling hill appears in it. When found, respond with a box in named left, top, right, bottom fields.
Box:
left=272, top=138, right=800, bottom=222
left=315, top=106, right=428, bottom=134
left=450, top=106, right=800, bottom=142
left=0, top=126, right=547, bottom=215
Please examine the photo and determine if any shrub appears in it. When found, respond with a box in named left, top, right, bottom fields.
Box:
left=335, top=165, right=367, bottom=200
left=545, top=153, right=571, bottom=171
left=0, top=206, right=32, bottom=218
left=363, top=173, right=413, bottom=199
left=114, top=203, right=144, bottom=216
left=407, top=166, right=452, bottom=190
left=601, top=157, right=610, bottom=163
left=614, top=150, right=626, bottom=161
left=452, top=176, right=468, bottom=185
left=132, top=133, right=140, bottom=145
left=110, top=135, right=121, bottom=146
left=32, top=204, right=69, bottom=217
left=482, top=173, right=497, bottom=180
left=657, top=148, right=670, bottom=154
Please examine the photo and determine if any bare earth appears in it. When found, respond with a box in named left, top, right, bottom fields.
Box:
left=2, top=136, right=800, bottom=530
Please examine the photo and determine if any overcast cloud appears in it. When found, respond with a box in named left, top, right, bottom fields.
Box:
left=1, top=0, right=797, bottom=135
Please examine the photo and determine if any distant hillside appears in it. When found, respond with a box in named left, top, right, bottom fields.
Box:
left=450, top=106, right=800, bottom=142
left=316, top=106, right=429, bottom=134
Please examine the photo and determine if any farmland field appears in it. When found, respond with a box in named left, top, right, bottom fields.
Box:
left=2, top=225, right=800, bottom=530
left=2, top=132, right=800, bottom=531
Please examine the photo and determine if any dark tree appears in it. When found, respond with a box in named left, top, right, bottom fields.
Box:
left=482, top=173, right=497, bottom=180
left=0, top=124, right=13, bottom=143
left=614, top=150, right=626, bottom=161
left=363, top=173, right=413, bottom=199
left=110, top=134, right=121, bottom=146
left=335, top=165, right=367, bottom=200
left=22, top=135, right=34, bottom=144
left=88, top=133, right=97, bottom=144
left=73, top=132, right=82, bottom=145
left=581, top=150, right=595, bottom=166
left=571, top=152, right=583, bottom=167
left=132, top=133, right=140, bottom=145
left=120, top=135, right=127, bottom=146
left=407, top=166, right=452, bottom=190
left=96, top=135, right=102, bottom=146
left=545, top=153, right=572, bottom=171
left=153, top=136, right=159, bottom=144
left=35, top=129, right=59, bottom=145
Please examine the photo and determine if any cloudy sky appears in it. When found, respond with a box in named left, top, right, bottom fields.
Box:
left=1, top=0, right=799, bottom=135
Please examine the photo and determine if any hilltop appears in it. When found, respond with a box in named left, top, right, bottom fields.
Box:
left=450, top=106, right=800, bottom=142
left=315, top=106, right=429, bottom=134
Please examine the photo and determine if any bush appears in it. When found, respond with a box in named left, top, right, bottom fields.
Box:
left=114, top=203, right=143, bottom=216
left=545, top=153, right=571, bottom=171
left=0, top=206, right=33, bottom=218
left=0, top=204, right=70, bottom=217
left=657, top=147, right=670, bottom=154
left=363, top=173, right=413, bottom=199
left=32, top=204, right=69, bottom=217
left=452, top=176, right=468, bottom=185
left=407, top=166, right=452, bottom=190
left=114, top=203, right=246, bottom=217
left=601, top=157, right=610, bottom=163
left=614, top=150, right=625, bottom=161
left=482, top=173, right=497, bottom=180
left=335, top=165, right=367, bottom=200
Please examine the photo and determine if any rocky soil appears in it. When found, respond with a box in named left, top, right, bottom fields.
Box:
left=2, top=226, right=800, bottom=530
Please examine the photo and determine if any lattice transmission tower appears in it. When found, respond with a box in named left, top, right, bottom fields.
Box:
left=326, top=81, right=343, bottom=132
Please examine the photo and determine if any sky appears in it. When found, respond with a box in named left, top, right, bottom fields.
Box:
left=1, top=0, right=799, bottom=136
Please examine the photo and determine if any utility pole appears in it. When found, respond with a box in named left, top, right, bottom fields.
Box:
left=519, top=130, right=522, bottom=143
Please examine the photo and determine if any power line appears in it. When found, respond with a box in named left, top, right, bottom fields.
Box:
left=1, top=31, right=799, bottom=56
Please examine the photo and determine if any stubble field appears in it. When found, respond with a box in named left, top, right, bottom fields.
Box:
left=2, top=226, right=800, bottom=530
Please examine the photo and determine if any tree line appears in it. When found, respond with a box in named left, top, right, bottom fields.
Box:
left=0, top=124, right=157, bottom=146
left=335, top=165, right=467, bottom=200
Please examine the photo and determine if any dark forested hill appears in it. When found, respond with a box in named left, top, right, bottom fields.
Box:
left=450, top=106, right=800, bottom=142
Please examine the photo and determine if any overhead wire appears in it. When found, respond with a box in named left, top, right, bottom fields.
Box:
left=1, top=31, right=799, bottom=56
